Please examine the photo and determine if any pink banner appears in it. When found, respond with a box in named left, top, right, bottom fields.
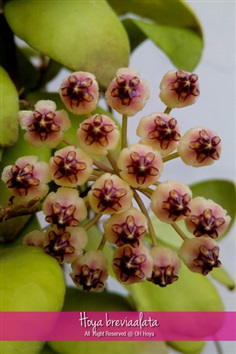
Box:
left=1, top=312, right=236, bottom=341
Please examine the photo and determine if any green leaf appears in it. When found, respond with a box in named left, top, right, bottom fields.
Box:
left=62, top=286, right=134, bottom=312
left=108, top=0, right=204, bottom=70
left=131, top=263, right=224, bottom=312
left=210, top=266, right=235, bottom=291
left=150, top=217, right=190, bottom=251
left=48, top=287, right=168, bottom=353
left=4, top=0, right=130, bottom=88
left=40, top=344, right=59, bottom=354
left=0, top=214, right=41, bottom=253
left=190, top=179, right=236, bottom=238
left=15, top=46, right=41, bottom=93
left=108, top=0, right=202, bottom=34
left=126, top=18, right=203, bottom=71
left=122, top=18, right=146, bottom=52
left=130, top=262, right=224, bottom=353
left=167, top=341, right=205, bottom=354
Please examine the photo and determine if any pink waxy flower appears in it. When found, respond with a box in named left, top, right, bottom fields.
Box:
left=49, top=145, right=93, bottom=187
left=77, top=114, right=120, bottom=156
left=137, top=112, right=181, bottom=156
left=42, top=187, right=87, bottom=229
left=59, top=71, right=99, bottom=115
left=148, top=246, right=181, bottom=287
left=18, top=100, right=71, bottom=148
left=179, top=236, right=221, bottom=275
left=70, top=250, right=108, bottom=292
left=159, top=70, right=200, bottom=108
left=112, top=244, right=153, bottom=284
left=88, top=173, right=133, bottom=214
left=150, top=180, right=192, bottom=223
left=105, top=68, right=149, bottom=116
left=44, top=226, right=88, bottom=264
left=1, top=155, right=50, bottom=201
left=117, top=143, right=163, bottom=189
left=23, top=230, right=44, bottom=248
left=103, top=207, right=147, bottom=247
left=185, top=197, right=231, bottom=239
left=177, top=127, right=222, bottom=167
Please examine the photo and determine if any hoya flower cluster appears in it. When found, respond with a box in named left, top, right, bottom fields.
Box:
left=1, top=68, right=231, bottom=291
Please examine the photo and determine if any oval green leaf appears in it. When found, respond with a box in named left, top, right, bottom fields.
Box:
left=4, top=0, right=130, bottom=88
left=108, top=0, right=204, bottom=70
left=125, top=18, right=203, bottom=71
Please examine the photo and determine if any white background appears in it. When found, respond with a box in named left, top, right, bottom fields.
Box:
left=47, top=1, right=236, bottom=353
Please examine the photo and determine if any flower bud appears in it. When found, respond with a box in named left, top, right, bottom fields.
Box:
left=49, top=145, right=93, bottom=187
left=18, top=100, right=71, bottom=148
left=150, top=180, right=192, bottom=223
left=103, top=207, right=147, bottom=247
left=77, top=114, right=120, bottom=156
left=88, top=173, right=133, bottom=214
left=112, top=244, right=153, bottom=284
left=159, top=70, right=200, bottom=108
left=59, top=71, right=99, bottom=115
left=179, top=236, right=221, bottom=275
left=42, top=187, right=87, bottom=229
left=117, top=143, right=163, bottom=189
left=44, top=226, right=88, bottom=264
left=185, top=197, right=231, bottom=239
left=105, top=68, right=149, bottom=116
left=1, top=155, right=50, bottom=201
left=177, top=127, right=222, bottom=167
left=23, top=230, right=44, bottom=248
left=136, top=112, right=181, bottom=156
left=148, top=246, right=181, bottom=287
left=70, top=250, right=108, bottom=292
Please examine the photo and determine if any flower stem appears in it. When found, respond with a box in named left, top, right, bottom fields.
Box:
left=171, top=222, right=188, bottom=241
left=82, top=195, right=89, bottom=206
left=83, top=212, right=102, bottom=231
left=133, top=190, right=158, bottom=247
left=106, top=151, right=120, bottom=175
left=214, top=341, right=223, bottom=354
left=87, top=176, right=99, bottom=182
left=91, top=169, right=103, bottom=176
left=62, top=137, right=75, bottom=146
left=162, top=151, right=179, bottom=163
left=164, top=107, right=172, bottom=114
left=0, top=197, right=41, bottom=222
left=137, top=187, right=153, bottom=199
left=93, top=159, right=114, bottom=173
left=98, top=235, right=107, bottom=251
left=122, top=114, right=128, bottom=149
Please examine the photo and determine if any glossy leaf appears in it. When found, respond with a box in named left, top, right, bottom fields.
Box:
left=108, top=0, right=202, bottom=33
left=125, top=18, right=203, bottom=71
left=0, top=214, right=41, bottom=253
left=210, top=267, right=235, bottom=291
left=41, top=344, right=59, bottom=354
left=108, top=0, right=204, bottom=70
left=4, top=0, right=130, bottom=88
left=48, top=288, right=168, bottom=354
left=62, top=286, right=134, bottom=311
left=131, top=262, right=224, bottom=312
left=130, top=262, right=224, bottom=353
left=0, top=66, right=19, bottom=146
left=168, top=341, right=205, bottom=354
